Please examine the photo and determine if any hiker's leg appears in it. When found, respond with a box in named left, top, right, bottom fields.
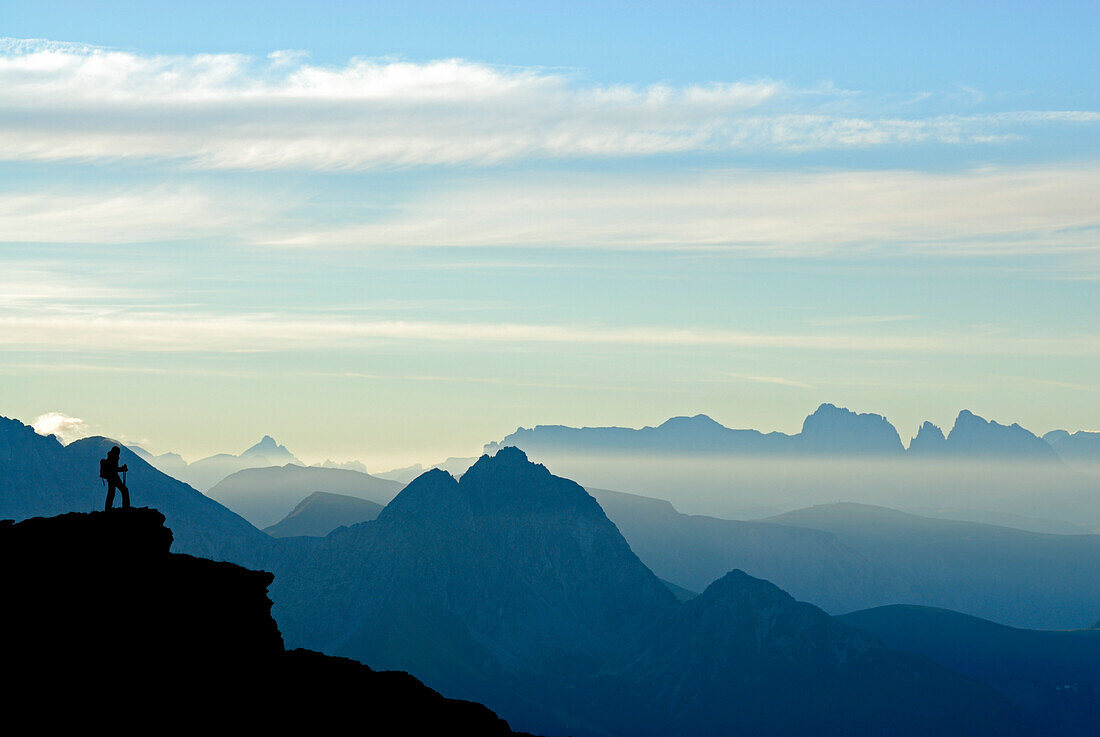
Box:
left=118, top=480, right=130, bottom=509
left=105, top=483, right=115, bottom=511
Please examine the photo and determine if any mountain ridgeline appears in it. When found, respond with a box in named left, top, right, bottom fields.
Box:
left=272, top=447, right=1040, bottom=737
left=484, top=404, right=1100, bottom=527
left=1, top=410, right=1094, bottom=735
left=134, top=434, right=302, bottom=491
left=264, top=491, right=384, bottom=538
left=487, top=404, right=1065, bottom=459
left=206, top=463, right=401, bottom=529
left=0, top=416, right=277, bottom=569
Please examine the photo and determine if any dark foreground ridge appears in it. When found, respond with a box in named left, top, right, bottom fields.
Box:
left=0, top=507, right=530, bottom=734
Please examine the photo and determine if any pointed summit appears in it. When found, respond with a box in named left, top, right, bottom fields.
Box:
left=243, top=435, right=284, bottom=456
left=909, top=421, right=947, bottom=454
left=274, top=446, right=676, bottom=729
left=239, top=435, right=300, bottom=466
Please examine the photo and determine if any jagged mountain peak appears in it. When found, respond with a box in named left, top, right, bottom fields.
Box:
left=946, top=410, right=1056, bottom=459
left=800, top=403, right=903, bottom=454
left=242, top=434, right=291, bottom=457
left=380, top=447, right=604, bottom=525
left=908, top=420, right=947, bottom=453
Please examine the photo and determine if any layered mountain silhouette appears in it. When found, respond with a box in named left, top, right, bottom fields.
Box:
left=766, top=503, right=1100, bottom=629
left=483, top=405, right=1099, bottom=527
left=0, top=508, right=527, bottom=734
left=5, top=410, right=1093, bottom=734
left=486, top=404, right=1066, bottom=459
left=0, top=415, right=275, bottom=568
left=593, top=489, right=1100, bottom=626
left=905, top=506, right=1091, bottom=535
left=840, top=605, right=1100, bottom=737
left=273, top=447, right=675, bottom=733
left=1044, top=430, right=1100, bottom=467
left=589, top=487, right=909, bottom=613
left=598, top=571, right=1040, bottom=737
left=207, top=464, right=401, bottom=528
left=135, top=434, right=302, bottom=490
left=314, top=458, right=370, bottom=473
left=273, top=447, right=1042, bottom=736
left=376, top=455, right=480, bottom=484
left=264, top=491, right=383, bottom=538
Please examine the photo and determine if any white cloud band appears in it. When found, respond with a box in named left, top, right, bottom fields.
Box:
left=1, top=310, right=1097, bottom=357
left=1, top=38, right=1096, bottom=170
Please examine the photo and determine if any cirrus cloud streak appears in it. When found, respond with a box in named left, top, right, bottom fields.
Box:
left=1, top=38, right=1096, bottom=170
left=1, top=309, right=1097, bottom=358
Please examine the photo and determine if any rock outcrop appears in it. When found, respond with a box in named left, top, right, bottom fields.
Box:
left=0, top=507, right=529, bottom=734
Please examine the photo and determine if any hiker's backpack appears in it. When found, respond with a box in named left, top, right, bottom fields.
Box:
left=99, top=457, right=112, bottom=480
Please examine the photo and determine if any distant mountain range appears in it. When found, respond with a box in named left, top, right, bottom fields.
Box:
left=483, top=404, right=1100, bottom=526
left=592, top=489, right=1100, bottom=629
left=588, top=487, right=909, bottom=614
left=264, top=492, right=383, bottom=538
left=487, top=403, right=1068, bottom=460
left=1044, top=430, right=1100, bottom=466
left=0, top=416, right=276, bottom=569
left=376, top=456, right=480, bottom=484
left=2, top=411, right=1092, bottom=735
left=134, top=434, right=302, bottom=491
left=272, top=447, right=1039, bottom=736
left=206, top=464, right=401, bottom=529
left=766, top=503, right=1100, bottom=629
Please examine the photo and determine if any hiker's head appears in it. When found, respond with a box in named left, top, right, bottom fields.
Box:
left=108, top=446, right=120, bottom=458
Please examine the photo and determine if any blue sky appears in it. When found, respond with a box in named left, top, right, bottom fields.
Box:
left=1, top=1, right=1097, bottom=467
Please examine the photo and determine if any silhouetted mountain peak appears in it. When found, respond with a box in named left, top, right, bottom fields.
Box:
left=697, top=568, right=791, bottom=605
left=242, top=434, right=294, bottom=459
left=908, top=421, right=948, bottom=453
left=683, top=568, right=868, bottom=651
left=656, top=414, right=726, bottom=432
left=376, top=467, right=462, bottom=524
left=947, top=410, right=1057, bottom=459
left=799, top=403, right=904, bottom=454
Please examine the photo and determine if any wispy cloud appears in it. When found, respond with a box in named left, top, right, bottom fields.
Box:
left=810, top=315, right=918, bottom=327
left=725, top=373, right=814, bottom=389
left=269, top=166, right=1100, bottom=255
left=0, top=309, right=1097, bottom=357
left=0, top=186, right=279, bottom=244
left=5, top=164, right=1097, bottom=259
left=0, top=38, right=1095, bottom=170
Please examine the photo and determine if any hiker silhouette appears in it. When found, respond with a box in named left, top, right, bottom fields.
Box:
left=100, top=445, right=130, bottom=511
